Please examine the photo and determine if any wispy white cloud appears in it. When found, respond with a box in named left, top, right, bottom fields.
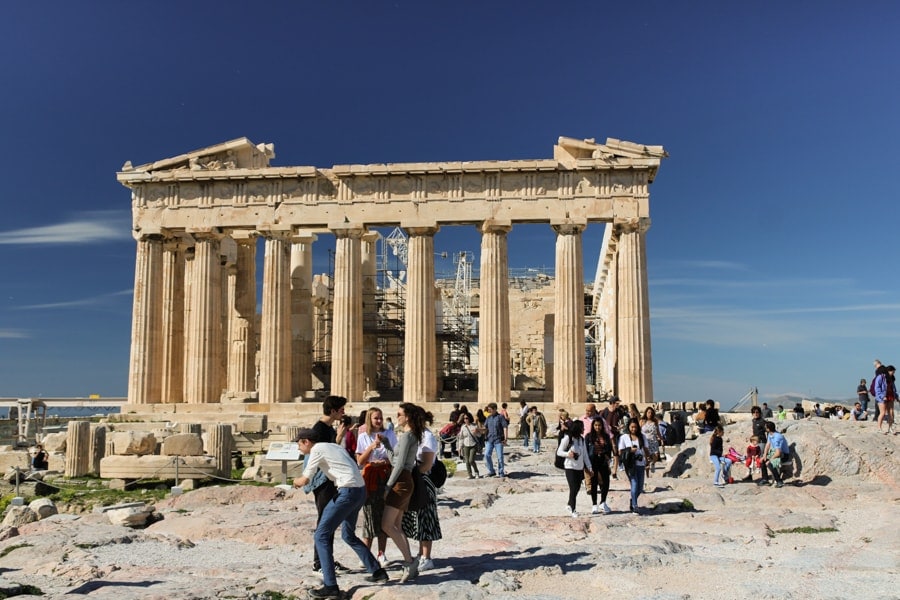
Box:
left=15, top=289, right=132, bottom=311
left=0, top=211, right=131, bottom=245
left=0, top=329, right=29, bottom=339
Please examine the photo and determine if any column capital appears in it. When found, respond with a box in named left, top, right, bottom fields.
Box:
left=135, top=232, right=165, bottom=243
left=185, top=227, right=225, bottom=242
left=614, top=217, right=651, bottom=235
left=330, top=224, right=367, bottom=239
left=479, top=220, right=512, bottom=235
left=551, top=221, right=587, bottom=236
left=258, top=226, right=292, bottom=241
left=229, top=229, right=259, bottom=243
left=403, top=223, right=440, bottom=237
left=292, top=229, right=319, bottom=245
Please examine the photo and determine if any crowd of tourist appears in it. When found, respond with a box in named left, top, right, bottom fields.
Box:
left=292, top=396, right=444, bottom=599
left=287, top=367, right=900, bottom=599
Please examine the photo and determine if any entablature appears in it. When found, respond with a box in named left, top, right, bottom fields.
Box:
left=120, top=137, right=665, bottom=234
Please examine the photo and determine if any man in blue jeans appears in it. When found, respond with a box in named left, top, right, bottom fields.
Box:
left=483, top=402, right=509, bottom=477
left=758, top=421, right=792, bottom=488
left=293, top=428, right=388, bottom=599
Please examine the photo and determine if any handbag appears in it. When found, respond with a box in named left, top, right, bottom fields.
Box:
left=554, top=437, right=567, bottom=469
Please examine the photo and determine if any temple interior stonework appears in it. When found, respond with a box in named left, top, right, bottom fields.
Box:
left=116, top=136, right=666, bottom=428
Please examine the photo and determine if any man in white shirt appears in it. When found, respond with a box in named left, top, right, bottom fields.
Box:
left=293, top=428, right=388, bottom=599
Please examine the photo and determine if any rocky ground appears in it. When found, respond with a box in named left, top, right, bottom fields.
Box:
left=0, top=417, right=897, bottom=600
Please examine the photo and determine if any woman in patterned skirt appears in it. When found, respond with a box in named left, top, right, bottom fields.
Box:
left=401, top=406, right=443, bottom=572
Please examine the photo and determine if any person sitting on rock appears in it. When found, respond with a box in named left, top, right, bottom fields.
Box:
left=742, top=435, right=762, bottom=482
left=758, top=421, right=791, bottom=488
left=32, top=443, right=49, bottom=471
left=850, top=402, right=868, bottom=421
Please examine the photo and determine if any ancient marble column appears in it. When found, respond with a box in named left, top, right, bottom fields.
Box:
left=478, top=221, right=511, bottom=407
left=361, top=231, right=380, bottom=396
left=616, top=219, right=654, bottom=404
left=601, top=236, right=619, bottom=395
left=404, top=226, right=439, bottom=403
left=160, top=237, right=186, bottom=404
left=225, top=232, right=258, bottom=399
left=184, top=231, right=224, bottom=404
left=207, top=423, right=233, bottom=478
left=290, top=233, right=316, bottom=398
left=64, top=420, right=91, bottom=477
left=330, top=226, right=365, bottom=401
left=128, top=234, right=164, bottom=404
left=89, top=424, right=107, bottom=475
left=259, top=230, right=292, bottom=404
left=552, top=222, right=586, bottom=405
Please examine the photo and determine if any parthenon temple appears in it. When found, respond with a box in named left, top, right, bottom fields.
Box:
left=116, top=136, right=667, bottom=418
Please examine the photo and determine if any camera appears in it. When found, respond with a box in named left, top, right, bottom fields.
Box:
left=635, top=453, right=644, bottom=462
left=572, top=452, right=580, bottom=460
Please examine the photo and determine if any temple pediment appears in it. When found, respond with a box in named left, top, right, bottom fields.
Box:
left=121, top=138, right=275, bottom=174
left=555, top=136, right=667, bottom=179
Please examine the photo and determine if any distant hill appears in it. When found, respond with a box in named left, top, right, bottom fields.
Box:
left=769, top=393, right=855, bottom=408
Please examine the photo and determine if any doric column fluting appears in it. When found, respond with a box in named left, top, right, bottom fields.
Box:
left=226, top=232, right=257, bottom=397
left=331, top=226, right=365, bottom=401
left=616, top=219, right=654, bottom=405
left=160, top=237, right=186, bottom=404
left=291, top=233, right=317, bottom=397
left=552, top=222, right=587, bottom=405
left=477, top=221, right=512, bottom=407
left=259, top=230, right=292, bottom=403
left=361, top=232, right=380, bottom=396
left=128, top=234, right=164, bottom=404
left=404, top=226, right=440, bottom=403
left=184, top=231, right=224, bottom=404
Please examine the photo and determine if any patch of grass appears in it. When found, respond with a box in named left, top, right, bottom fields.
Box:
left=681, top=499, right=694, bottom=511
left=441, top=458, right=457, bottom=478
left=49, top=480, right=168, bottom=511
left=769, top=526, right=838, bottom=537
left=0, top=542, right=32, bottom=559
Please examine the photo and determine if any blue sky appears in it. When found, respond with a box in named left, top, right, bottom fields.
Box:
left=1, top=2, right=898, bottom=404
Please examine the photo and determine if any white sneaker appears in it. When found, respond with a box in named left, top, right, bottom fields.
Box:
left=601, top=502, right=611, bottom=514
left=377, top=553, right=388, bottom=568
left=418, top=557, right=435, bottom=571
left=591, top=505, right=600, bottom=515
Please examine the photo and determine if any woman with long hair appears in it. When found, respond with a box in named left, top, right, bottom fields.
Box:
left=355, top=407, right=397, bottom=566
left=382, top=402, right=424, bottom=582
left=618, top=419, right=648, bottom=514
left=641, top=407, right=662, bottom=481
left=457, top=412, right=482, bottom=479
left=585, top=418, right=613, bottom=514
left=557, top=419, right=591, bottom=517
left=401, top=407, right=443, bottom=572
left=709, top=424, right=732, bottom=487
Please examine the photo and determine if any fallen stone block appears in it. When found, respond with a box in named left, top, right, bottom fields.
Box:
left=109, top=431, right=158, bottom=456
left=161, top=433, right=204, bottom=456
left=28, top=498, right=57, bottom=519
left=99, top=454, right=218, bottom=480
left=1, top=506, right=37, bottom=528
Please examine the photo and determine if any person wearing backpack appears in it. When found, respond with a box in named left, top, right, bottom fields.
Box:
left=873, top=364, right=896, bottom=434
left=557, top=419, right=591, bottom=517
